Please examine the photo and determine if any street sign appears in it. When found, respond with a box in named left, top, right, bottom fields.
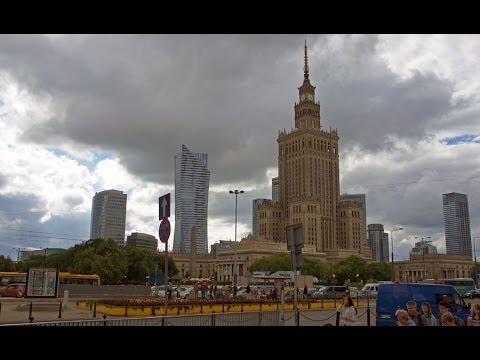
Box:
left=159, top=193, right=171, bottom=220
left=159, top=218, right=171, bottom=243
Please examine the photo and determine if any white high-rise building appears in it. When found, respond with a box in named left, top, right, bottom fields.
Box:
left=90, top=189, right=127, bottom=246
left=173, top=145, right=210, bottom=254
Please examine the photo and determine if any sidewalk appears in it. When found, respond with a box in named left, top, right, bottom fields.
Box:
left=0, top=299, right=95, bottom=325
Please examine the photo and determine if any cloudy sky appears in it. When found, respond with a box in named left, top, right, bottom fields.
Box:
left=0, top=34, right=479, bottom=262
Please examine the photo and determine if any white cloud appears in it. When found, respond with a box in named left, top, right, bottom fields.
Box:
left=0, top=34, right=479, bottom=261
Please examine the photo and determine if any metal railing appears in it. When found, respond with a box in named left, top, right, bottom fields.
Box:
left=5, top=310, right=280, bottom=327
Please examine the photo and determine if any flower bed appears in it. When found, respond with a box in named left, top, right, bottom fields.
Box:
left=77, top=298, right=365, bottom=316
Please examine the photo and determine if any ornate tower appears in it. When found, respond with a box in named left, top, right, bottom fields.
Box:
left=294, top=40, right=321, bottom=130
left=270, top=41, right=340, bottom=252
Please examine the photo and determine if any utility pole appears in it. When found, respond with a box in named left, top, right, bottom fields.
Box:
left=390, top=227, right=403, bottom=281
left=473, top=237, right=479, bottom=288
left=286, top=223, right=303, bottom=327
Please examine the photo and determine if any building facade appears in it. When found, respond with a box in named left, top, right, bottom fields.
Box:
left=443, top=192, right=472, bottom=257
left=255, top=42, right=371, bottom=260
left=126, top=232, right=158, bottom=252
left=340, top=193, right=367, bottom=246
left=367, top=224, right=389, bottom=262
left=252, top=198, right=269, bottom=235
left=393, top=254, right=474, bottom=282
left=90, top=189, right=127, bottom=246
left=272, top=177, right=279, bottom=203
left=410, top=240, right=437, bottom=257
left=173, top=144, right=210, bottom=254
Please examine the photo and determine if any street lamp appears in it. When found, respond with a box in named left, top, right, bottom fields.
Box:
left=229, top=189, right=244, bottom=288
left=415, top=236, right=432, bottom=280
left=473, top=237, right=479, bottom=287
left=390, top=227, right=403, bottom=281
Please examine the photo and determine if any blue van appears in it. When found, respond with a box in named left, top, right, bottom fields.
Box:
left=376, top=283, right=471, bottom=326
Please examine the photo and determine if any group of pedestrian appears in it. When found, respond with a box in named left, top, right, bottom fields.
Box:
left=395, top=299, right=480, bottom=326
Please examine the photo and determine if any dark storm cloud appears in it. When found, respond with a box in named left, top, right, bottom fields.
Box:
left=0, top=34, right=310, bottom=187
left=1, top=35, right=458, bottom=184
left=2, top=34, right=480, bottom=260
left=0, top=35, right=465, bottom=186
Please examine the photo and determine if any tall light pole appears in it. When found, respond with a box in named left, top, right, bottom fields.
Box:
left=390, top=227, right=403, bottom=281
left=415, top=236, right=431, bottom=280
left=473, top=237, right=479, bottom=288
left=229, top=190, right=244, bottom=288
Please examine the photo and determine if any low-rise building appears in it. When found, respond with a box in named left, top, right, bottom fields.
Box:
left=392, top=253, right=474, bottom=282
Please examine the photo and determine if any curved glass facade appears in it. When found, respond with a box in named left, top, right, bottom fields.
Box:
left=173, top=144, right=210, bottom=254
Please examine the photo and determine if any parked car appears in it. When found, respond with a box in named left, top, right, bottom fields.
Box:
left=311, top=286, right=348, bottom=299
left=0, top=283, right=26, bottom=298
left=347, top=286, right=360, bottom=299
left=462, top=288, right=480, bottom=299
left=360, top=283, right=379, bottom=298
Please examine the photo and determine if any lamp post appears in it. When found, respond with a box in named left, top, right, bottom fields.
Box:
left=41, top=247, right=48, bottom=268
left=473, top=237, right=479, bottom=288
left=390, top=227, right=403, bottom=281
left=415, top=236, right=431, bottom=280
left=229, top=189, right=244, bottom=288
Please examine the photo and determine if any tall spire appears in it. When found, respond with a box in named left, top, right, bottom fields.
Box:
left=304, top=39, right=309, bottom=81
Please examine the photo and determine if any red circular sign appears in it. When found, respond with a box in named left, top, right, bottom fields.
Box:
left=159, top=218, right=171, bottom=243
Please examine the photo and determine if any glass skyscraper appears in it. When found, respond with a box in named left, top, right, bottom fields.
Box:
left=173, top=145, right=210, bottom=254
left=443, top=192, right=472, bottom=257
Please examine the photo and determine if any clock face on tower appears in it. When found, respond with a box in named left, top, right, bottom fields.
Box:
left=308, top=94, right=313, bottom=101
left=301, top=94, right=306, bottom=101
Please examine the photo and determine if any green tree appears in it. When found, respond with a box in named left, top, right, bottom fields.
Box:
left=15, top=255, right=47, bottom=271
left=0, top=255, right=16, bottom=271
left=303, top=258, right=328, bottom=280
left=152, top=253, right=178, bottom=278
left=368, top=261, right=392, bottom=282
left=333, top=255, right=369, bottom=285
left=249, top=253, right=292, bottom=273
left=124, top=246, right=155, bottom=284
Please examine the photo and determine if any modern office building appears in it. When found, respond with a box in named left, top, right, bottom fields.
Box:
left=255, top=41, right=371, bottom=259
left=252, top=198, right=269, bottom=235
left=173, top=144, right=210, bottom=254
left=410, top=241, right=437, bottom=256
left=443, top=192, right=472, bottom=257
left=367, top=224, right=389, bottom=262
left=126, top=232, right=158, bottom=252
left=272, top=177, right=279, bottom=203
left=90, top=189, right=127, bottom=246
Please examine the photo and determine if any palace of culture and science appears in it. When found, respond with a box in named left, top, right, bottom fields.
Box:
left=255, top=41, right=371, bottom=260
left=170, top=42, right=373, bottom=283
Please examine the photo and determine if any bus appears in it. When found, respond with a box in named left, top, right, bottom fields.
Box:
left=0, top=271, right=100, bottom=286
left=419, top=278, right=475, bottom=295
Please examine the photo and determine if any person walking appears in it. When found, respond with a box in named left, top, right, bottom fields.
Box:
left=339, top=295, right=357, bottom=326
